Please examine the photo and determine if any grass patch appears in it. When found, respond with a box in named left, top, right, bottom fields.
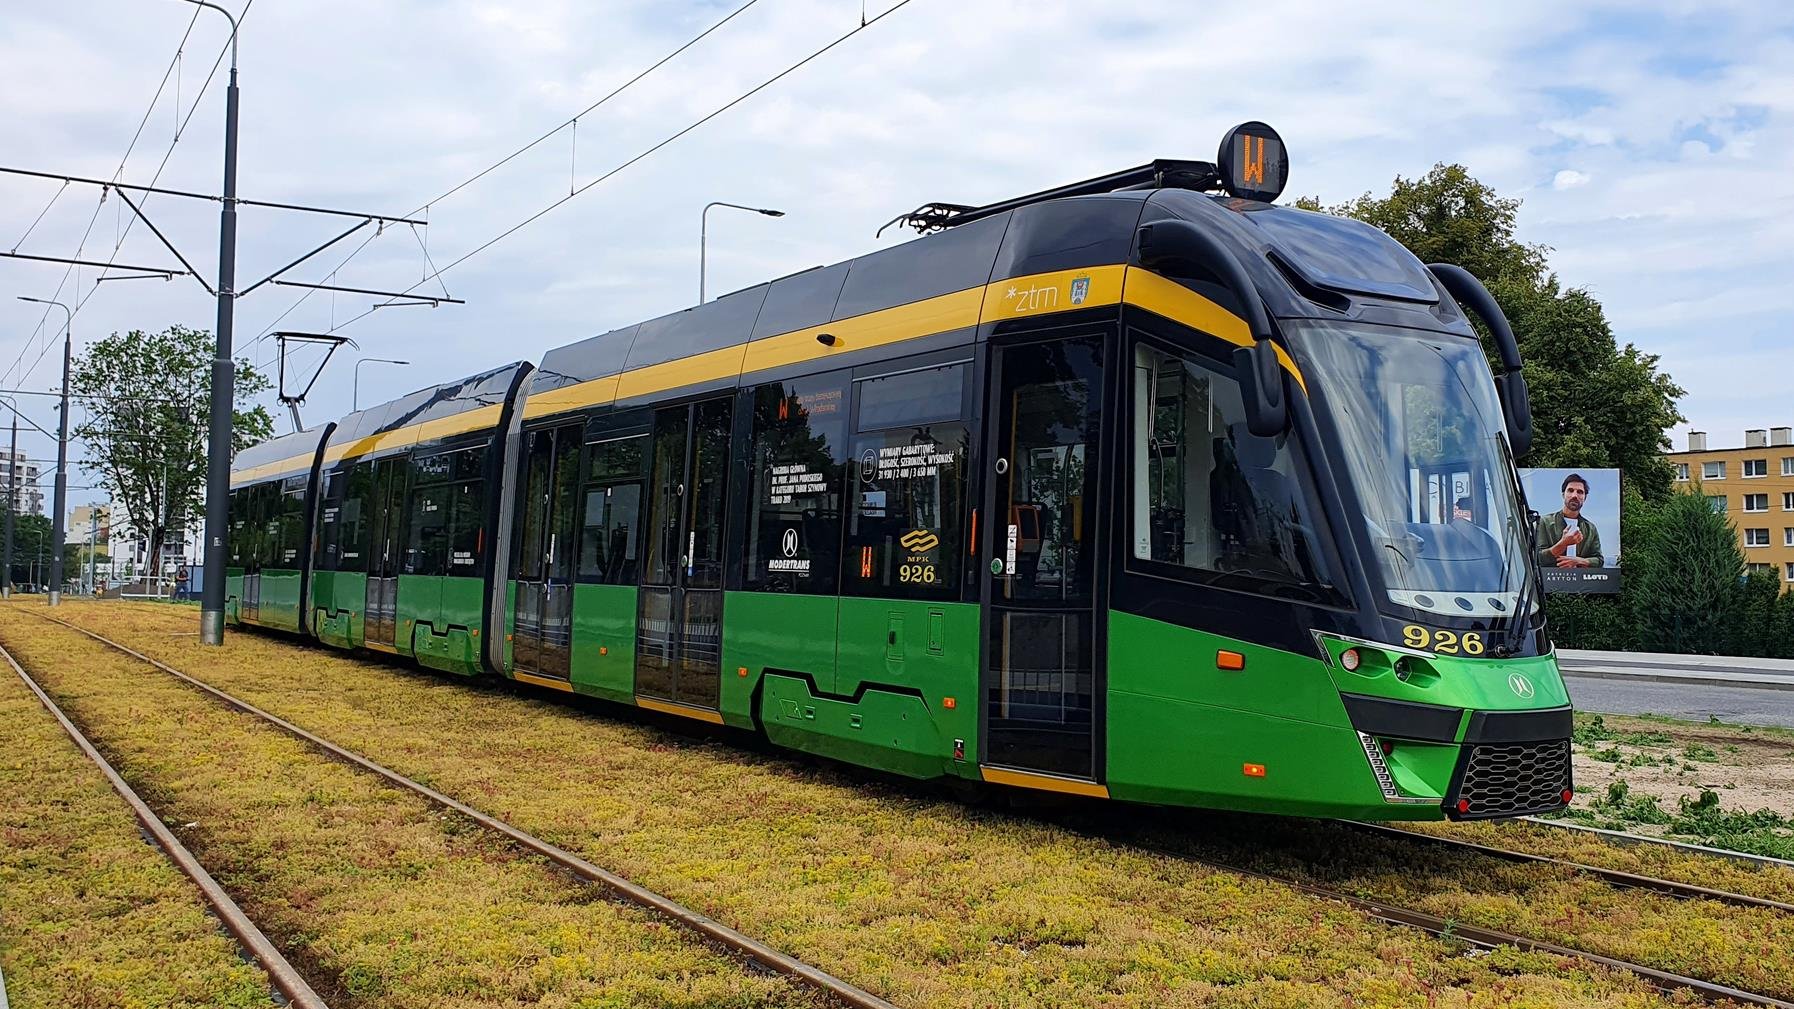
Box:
left=0, top=652, right=277, bottom=1009
left=15, top=601, right=1790, bottom=1007
left=0, top=607, right=822, bottom=1009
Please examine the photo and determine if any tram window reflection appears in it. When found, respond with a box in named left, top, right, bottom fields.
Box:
left=1130, top=340, right=1326, bottom=593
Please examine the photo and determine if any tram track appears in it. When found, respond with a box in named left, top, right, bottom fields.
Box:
left=21, top=605, right=1794, bottom=1009
left=0, top=640, right=331, bottom=1009
left=1342, top=819, right=1794, bottom=914
left=14, top=611, right=898, bottom=1009
left=1126, top=836, right=1794, bottom=1009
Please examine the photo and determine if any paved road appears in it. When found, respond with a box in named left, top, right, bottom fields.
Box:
left=1564, top=674, right=1794, bottom=728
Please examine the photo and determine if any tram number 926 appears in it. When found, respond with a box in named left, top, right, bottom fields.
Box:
left=1401, top=626, right=1485, bottom=655
left=898, top=564, right=938, bottom=585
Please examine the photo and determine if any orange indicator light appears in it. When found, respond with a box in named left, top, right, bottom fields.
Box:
left=738, top=666, right=749, bottom=678
left=942, top=696, right=957, bottom=709
left=1242, top=763, right=1266, bottom=778
left=599, top=646, right=608, bottom=656
left=1217, top=650, right=1245, bottom=671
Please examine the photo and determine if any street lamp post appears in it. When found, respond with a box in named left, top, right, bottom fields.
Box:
left=3, top=403, right=14, bottom=599
left=700, top=201, right=783, bottom=304
left=353, top=357, right=409, bottom=411
left=18, top=296, right=71, bottom=606
left=183, top=0, right=241, bottom=645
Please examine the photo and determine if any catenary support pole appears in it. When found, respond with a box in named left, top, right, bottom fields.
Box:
left=17, top=298, right=71, bottom=606
left=193, top=0, right=241, bottom=646
left=3, top=408, right=14, bottom=599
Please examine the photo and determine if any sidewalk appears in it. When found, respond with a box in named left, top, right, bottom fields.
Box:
left=1557, top=648, right=1794, bottom=691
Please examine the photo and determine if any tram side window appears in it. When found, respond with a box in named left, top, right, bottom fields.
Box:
left=1130, top=339, right=1327, bottom=596
left=316, top=472, right=340, bottom=569
left=407, top=447, right=485, bottom=576
left=845, top=362, right=969, bottom=601
left=228, top=488, right=248, bottom=566
left=335, top=462, right=373, bottom=573
left=579, top=434, right=645, bottom=584
left=744, top=374, right=848, bottom=593
left=278, top=476, right=307, bottom=567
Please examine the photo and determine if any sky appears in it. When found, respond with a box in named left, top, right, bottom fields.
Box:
left=3, top=0, right=1792, bottom=513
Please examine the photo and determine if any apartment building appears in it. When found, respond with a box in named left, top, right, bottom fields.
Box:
left=1669, top=426, right=1794, bottom=586
left=0, top=449, right=44, bottom=515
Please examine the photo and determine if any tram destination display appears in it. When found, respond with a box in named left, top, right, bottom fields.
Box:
left=1520, top=467, right=1622, bottom=594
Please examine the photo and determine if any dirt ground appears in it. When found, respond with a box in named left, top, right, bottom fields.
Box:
left=1567, top=712, right=1794, bottom=824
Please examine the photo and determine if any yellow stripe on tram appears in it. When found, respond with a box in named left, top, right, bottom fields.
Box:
left=634, top=696, right=726, bottom=724
left=980, top=765, right=1110, bottom=799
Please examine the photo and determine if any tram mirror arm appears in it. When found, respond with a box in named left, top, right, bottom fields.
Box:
left=1137, top=220, right=1286, bottom=436
left=1426, top=263, right=1533, bottom=458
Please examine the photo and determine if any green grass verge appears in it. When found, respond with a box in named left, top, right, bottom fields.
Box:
left=0, top=606, right=823, bottom=1009
left=23, top=601, right=1758, bottom=1008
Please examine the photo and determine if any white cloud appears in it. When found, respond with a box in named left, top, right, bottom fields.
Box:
left=1553, top=169, right=1592, bottom=190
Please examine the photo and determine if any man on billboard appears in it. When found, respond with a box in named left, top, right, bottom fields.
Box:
left=1535, top=473, right=1604, bottom=569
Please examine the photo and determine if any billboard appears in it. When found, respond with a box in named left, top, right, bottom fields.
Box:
left=1520, top=467, right=1621, bottom=594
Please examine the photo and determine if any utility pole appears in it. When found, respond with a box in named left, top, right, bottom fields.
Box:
left=87, top=505, right=99, bottom=595
left=3, top=406, right=14, bottom=599
left=18, top=296, right=71, bottom=605
left=191, top=0, right=240, bottom=645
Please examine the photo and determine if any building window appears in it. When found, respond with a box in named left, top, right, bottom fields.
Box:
left=1786, top=561, right=1794, bottom=583
left=1702, top=461, right=1725, bottom=480
left=1675, top=462, right=1689, bottom=481
left=1784, top=457, right=1794, bottom=477
left=1785, top=527, right=1794, bottom=548
left=744, top=374, right=848, bottom=593
left=1708, top=495, right=1726, bottom=513
left=1744, top=459, right=1767, bottom=478
left=1748, top=562, right=1774, bottom=575
left=1786, top=492, right=1794, bottom=511
left=1744, top=493, right=1769, bottom=512
left=1744, top=527, right=1770, bottom=547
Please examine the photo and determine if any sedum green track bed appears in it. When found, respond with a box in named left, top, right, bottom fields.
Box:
left=0, top=604, right=824, bottom=1009
left=26, top=601, right=1786, bottom=1007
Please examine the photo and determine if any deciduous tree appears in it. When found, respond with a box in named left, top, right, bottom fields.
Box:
left=70, top=325, right=274, bottom=573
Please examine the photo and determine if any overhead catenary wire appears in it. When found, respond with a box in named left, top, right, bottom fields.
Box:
left=3, top=5, right=204, bottom=387
left=7, top=1, right=256, bottom=408
left=246, top=0, right=762, bottom=352
left=319, top=0, right=915, bottom=339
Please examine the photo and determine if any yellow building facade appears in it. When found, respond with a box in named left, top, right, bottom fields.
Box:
left=1668, top=427, right=1794, bottom=588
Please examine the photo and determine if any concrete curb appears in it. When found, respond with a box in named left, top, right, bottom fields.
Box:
left=1560, top=665, right=1794, bottom=692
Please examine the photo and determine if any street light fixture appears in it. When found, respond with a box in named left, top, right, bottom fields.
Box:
left=700, top=201, right=784, bottom=304
left=353, top=357, right=410, bottom=411
left=18, top=296, right=71, bottom=606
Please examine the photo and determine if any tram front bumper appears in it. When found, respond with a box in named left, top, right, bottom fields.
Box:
left=1341, top=693, right=1574, bottom=819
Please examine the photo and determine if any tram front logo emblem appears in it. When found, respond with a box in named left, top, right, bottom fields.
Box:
left=781, top=528, right=799, bottom=558
left=1069, top=276, right=1090, bottom=305
left=1507, top=673, right=1535, bottom=699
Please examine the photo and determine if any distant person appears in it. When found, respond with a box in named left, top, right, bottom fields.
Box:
left=1536, top=473, right=1604, bottom=568
left=1452, top=495, right=1474, bottom=523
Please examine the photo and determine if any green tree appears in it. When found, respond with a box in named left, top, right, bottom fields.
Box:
left=1626, top=489, right=1742, bottom=654
left=69, top=325, right=274, bottom=572
left=1302, top=164, right=1685, bottom=498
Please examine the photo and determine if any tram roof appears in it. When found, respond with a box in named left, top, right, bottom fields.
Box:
left=319, top=360, right=529, bottom=463
left=230, top=423, right=332, bottom=488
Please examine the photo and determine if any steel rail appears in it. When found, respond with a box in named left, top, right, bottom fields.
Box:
left=29, top=612, right=902, bottom=1009
left=1518, top=815, right=1794, bottom=870
left=1343, top=820, right=1794, bottom=914
left=1133, top=839, right=1794, bottom=1009
left=0, top=640, right=331, bottom=1009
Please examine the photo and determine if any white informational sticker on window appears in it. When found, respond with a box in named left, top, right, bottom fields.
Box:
left=1005, top=523, right=1018, bottom=576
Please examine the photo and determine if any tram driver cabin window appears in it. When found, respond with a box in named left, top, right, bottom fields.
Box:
left=1129, top=341, right=1323, bottom=591
left=845, top=361, right=970, bottom=600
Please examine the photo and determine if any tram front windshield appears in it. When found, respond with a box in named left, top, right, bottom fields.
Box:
left=1290, top=321, right=1534, bottom=622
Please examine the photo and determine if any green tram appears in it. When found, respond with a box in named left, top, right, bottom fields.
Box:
left=228, top=124, right=1573, bottom=821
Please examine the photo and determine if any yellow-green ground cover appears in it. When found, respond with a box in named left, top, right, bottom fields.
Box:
left=10, top=603, right=1759, bottom=1008
left=0, top=607, right=823, bottom=1009
left=0, top=643, right=277, bottom=1009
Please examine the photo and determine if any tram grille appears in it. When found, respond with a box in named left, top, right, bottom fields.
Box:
left=1451, top=739, right=1570, bottom=819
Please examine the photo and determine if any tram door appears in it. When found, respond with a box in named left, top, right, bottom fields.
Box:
left=983, top=334, right=1108, bottom=781
left=363, top=457, right=407, bottom=647
left=513, top=425, right=583, bottom=679
left=635, top=397, right=732, bottom=710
